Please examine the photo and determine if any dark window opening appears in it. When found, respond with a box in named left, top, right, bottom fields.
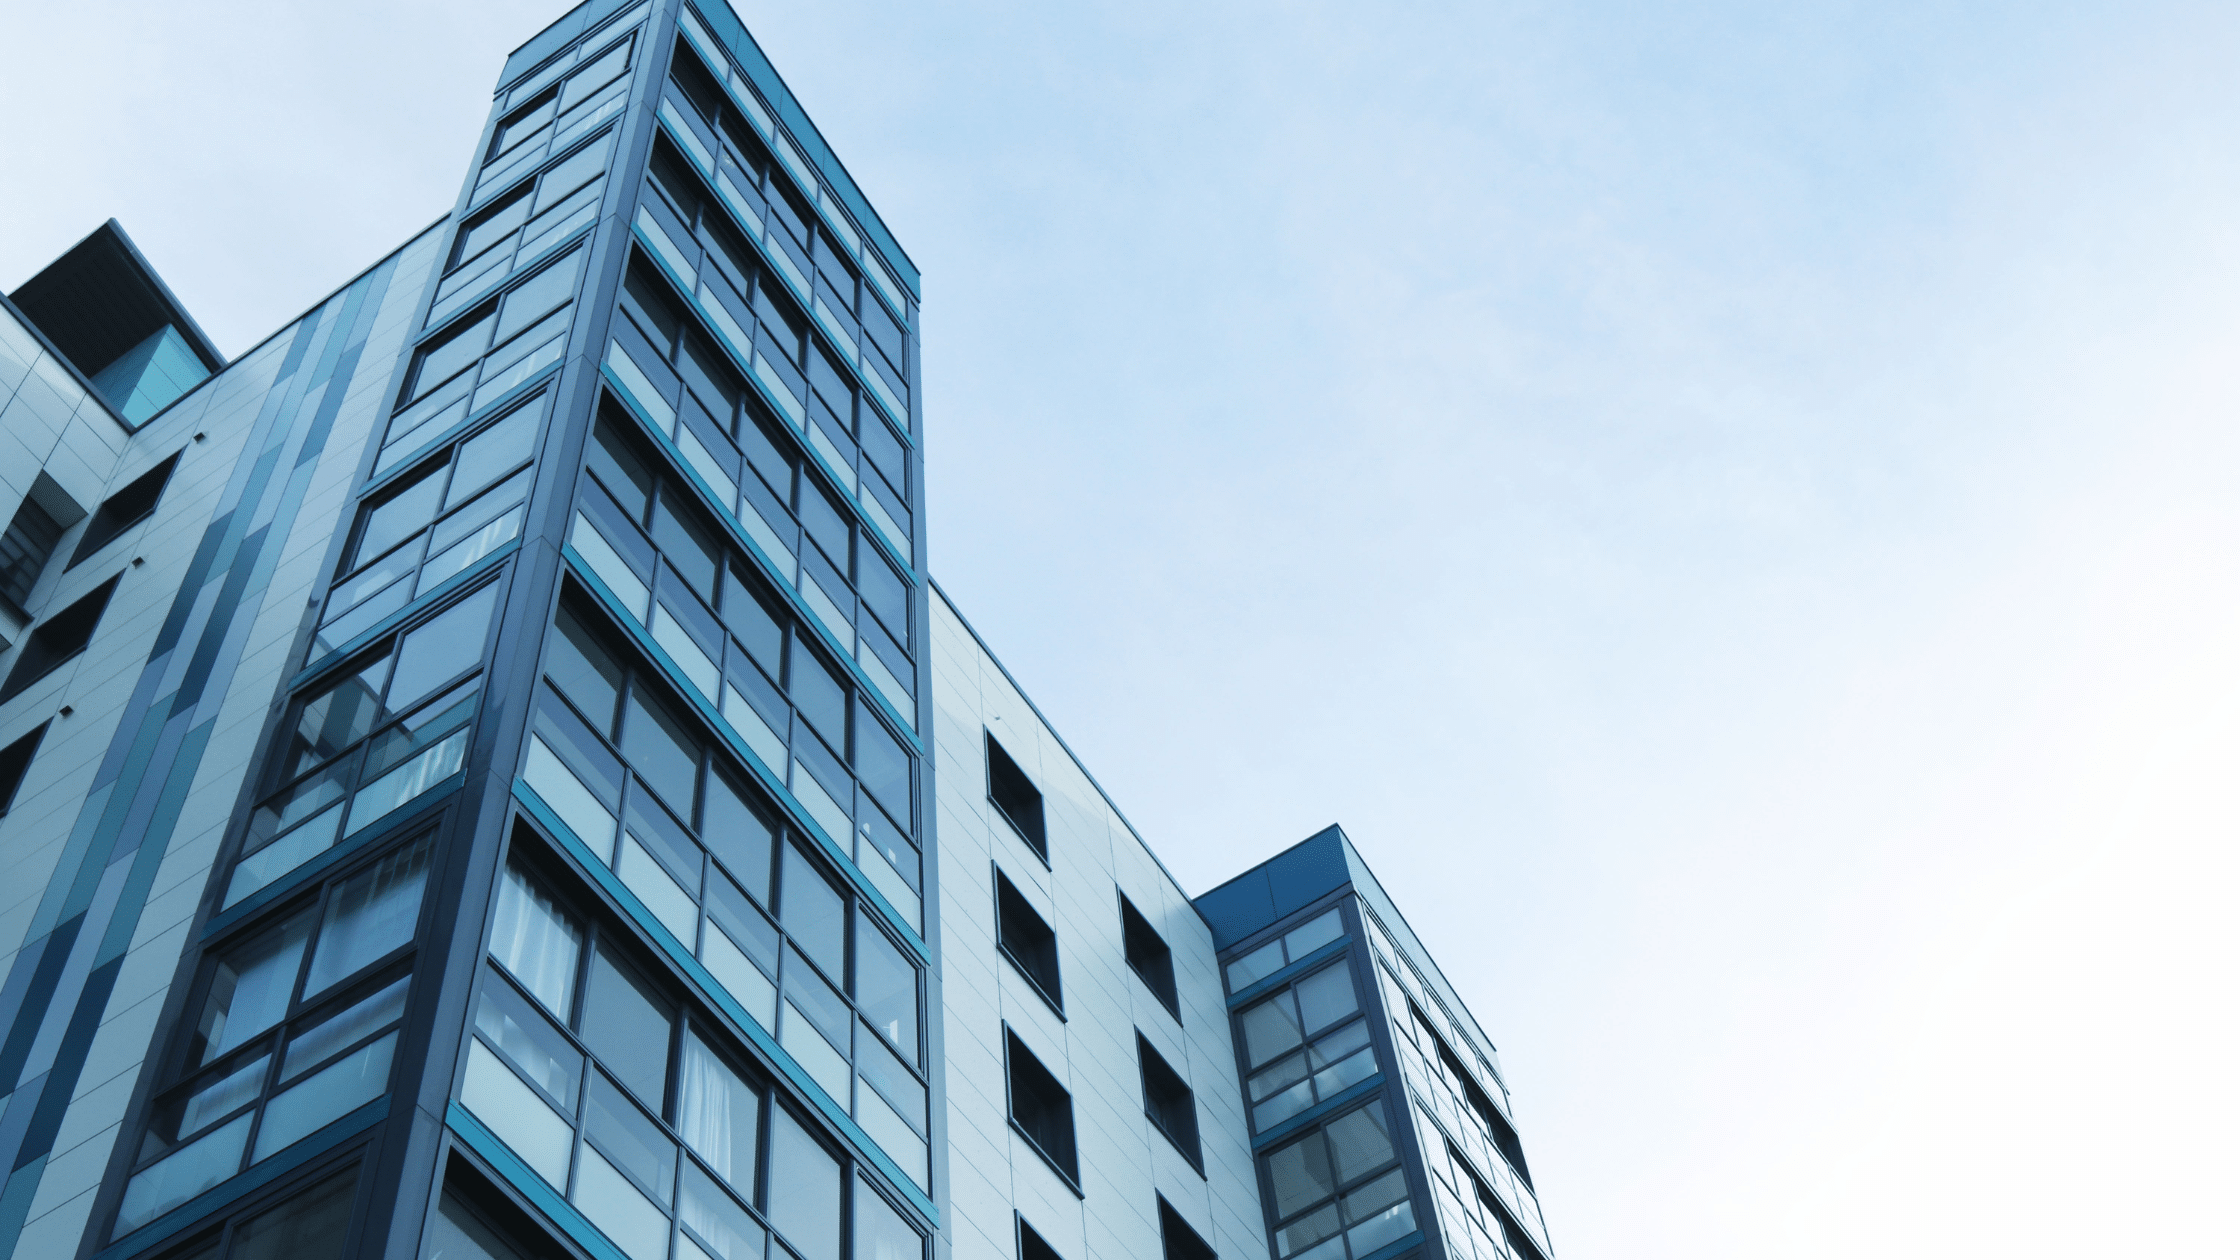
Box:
left=1121, top=895, right=1179, bottom=1020
left=1, top=575, right=119, bottom=701
left=0, top=488, right=72, bottom=613
left=995, top=869, right=1061, bottom=1011
left=1138, top=1035, right=1202, bottom=1172
left=1157, top=1195, right=1217, bottom=1260
left=70, top=453, right=179, bottom=568
left=986, top=734, right=1045, bottom=859
left=1017, top=1217, right=1063, bottom=1260
left=1006, top=1029, right=1078, bottom=1186
left=0, top=723, right=46, bottom=817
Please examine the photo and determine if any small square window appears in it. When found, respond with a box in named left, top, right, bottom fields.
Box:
left=985, top=734, right=1045, bottom=859
left=995, top=869, right=1061, bottom=1012
left=1120, top=895, right=1179, bottom=1020
left=1138, top=1035, right=1202, bottom=1172
left=1156, top=1195, right=1216, bottom=1260
left=1005, top=1029, right=1077, bottom=1187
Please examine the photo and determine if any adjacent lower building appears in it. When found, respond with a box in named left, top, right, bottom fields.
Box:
left=0, top=4, right=1556, bottom=1260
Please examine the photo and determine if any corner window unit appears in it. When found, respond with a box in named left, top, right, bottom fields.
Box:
left=113, top=835, right=434, bottom=1240
left=1225, top=907, right=1346, bottom=994
left=1238, top=960, right=1373, bottom=1134
left=1259, top=1099, right=1418, bottom=1260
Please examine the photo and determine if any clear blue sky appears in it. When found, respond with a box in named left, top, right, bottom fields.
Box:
left=5, top=0, right=2236, bottom=1255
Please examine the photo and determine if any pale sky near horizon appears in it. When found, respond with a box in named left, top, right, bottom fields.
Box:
left=4, top=0, right=2237, bottom=1256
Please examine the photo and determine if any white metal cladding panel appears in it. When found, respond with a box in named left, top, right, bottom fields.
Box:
left=1, top=227, right=445, bottom=1260
left=929, top=591, right=1264, bottom=1260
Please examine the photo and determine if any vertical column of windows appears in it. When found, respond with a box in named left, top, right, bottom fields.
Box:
left=517, top=593, right=929, bottom=1187
left=562, top=414, right=921, bottom=922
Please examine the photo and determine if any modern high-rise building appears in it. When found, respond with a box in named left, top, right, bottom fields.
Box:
left=0, top=5, right=1557, bottom=1260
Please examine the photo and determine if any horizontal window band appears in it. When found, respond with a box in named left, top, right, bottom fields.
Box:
left=1248, top=1073, right=1390, bottom=1153
left=290, top=541, right=519, bottom=694
left=1226, top=937, right=1353, bottom=1010
left=508, top=779, right=940, bottom=1228
left=91, top=1097, right=387, bottom=1260
left=560, top=547, right=927, bottom=959
left=204, top=774, right=464, bottom=942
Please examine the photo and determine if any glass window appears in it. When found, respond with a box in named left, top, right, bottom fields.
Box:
left=304, top=839, right=431, bottom=995
left=623, top=685, right=701, bottom=815
left=388, top=585, right=499, bottom=711
left=229, top=1167, right=359, bottom=1260
left=781, top=844, right=845, bottom=980
left=476, top=969, right=582, bottom=1109
left=788, top=641, right=846, bottom=751
left=766, top=1108, right=841, bottom=1260
left=677, top=1032, right=760, bottom=1192
left=189, top=914, right=314, bottom=1070
left=853, top=909, right=915, bottom=1062
left=854, top=1179, right=921, bottom=1260
left=491, top=862, right=583, bottom=1015
left=700, top=767, right=772, bottom=901
left=1258, top=1100, right=1409, bottom=1260
left=549, top=604, right=625, bottom=732
left=580, top=944, right=674, bottom=1107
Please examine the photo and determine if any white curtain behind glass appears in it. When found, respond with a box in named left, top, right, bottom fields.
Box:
left=491, top=862, right=582, bottom=1014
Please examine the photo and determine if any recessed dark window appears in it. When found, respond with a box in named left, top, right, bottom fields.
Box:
left=0, top=723, right=47, bottom=817
left=69, top=453, right=178, bottom=568
left=1156, top=1195, right=1217, bottom=1260
left=1005, top=1029, right=1078, bottom=1186
left=1138, top=1034, right=1202, bottom=1172
left=1018, top=1217, right=1064, bottom=1260
left=0, top=575, right=119, bottom=702
left=986, top=734, right=1045, bottom=858
left=0, top=485, right=73, bottom=612
left=1121, top=894, right=1179, bottom=1020
left=995, top=869, right=1061, bottom=1012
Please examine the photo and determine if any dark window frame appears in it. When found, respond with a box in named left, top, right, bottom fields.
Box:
left=0, top=573, right=120, bottom=701
left=1003, top=1027, right=1079, bottom=1192
left=1120, top=894, right=1180, bottom=1022
left=1137, top=1033, right=1203, bottom=1174
left=0, top=722, right=47, bottom=817
left=994, top=867, right=1062, bottom=1016
left=1156, top=1194, right=1217, bottom=1260
left=68, top=452, right=179, bottom=569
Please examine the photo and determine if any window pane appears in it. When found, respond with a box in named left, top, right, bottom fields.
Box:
left=854, top=1177, right=921, bottom=1260
left=252, top=1031, right=396, bottom=1161
left=354, top=465, right=447, bottom=569
left=280, top=656, right=391, bottom=782
left=1226, top=940, right=1283, bottom=992
left=586, top=1071, right=678, bottom=1204
left=853, top=909, right=915, bottom=1063
left=114, top=1114, right=252, bottom=1236
left=678, top=1032, right=760, bottom=1192
left=141, top=1055, right=268, bottom=1164
left=1240, top=991, right=1304, bottom=1069
left=304, top=840, right=431, bottom=995
left=1293, top=964, right=1358, bottom=1035
left=191, top=913, right=313, bottom=1069
left=580, top=945, right=674, bottom=1107
left=475, top=970, right=583, bottom=1108
left=853, top=702, right=909, bottom=825
left=787, top=641, right=846, bottom=752
left=780, top=844, right=844, bottom=980
left=1285, top=909, right=1344, bottom=959
left=460, top=1040, right=574, bottom=1188
left=652, top=496, right=719, bottom=601
left=431, top=1189, right=531, bottom=1260
left=1324, top=1101, right=1396, bottom=1185
left=281, top=974, right=408, bottom=1082
left=680, top=1163, right=766, bottom=1260
left=622, top=686, right=700, bottom=816
left=490, top=863, right=582, bottom=1015
left=766, top=1108, right=841, bottom=1260
left=387, top=585, right=499, bottom=712
left=572, top=1146, right=670, bottom=1260
left=229, top=1166, right=359, bottom=1260
left=700, top=768, right=772, bottom=903
left=1266, top=1128, right=1336, bottom=1220
left=549, top=605, right=624, bottom=734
